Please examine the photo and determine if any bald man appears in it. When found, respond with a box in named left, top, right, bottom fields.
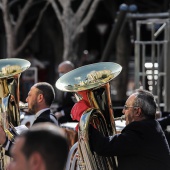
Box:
left=55, top=61, right=77, bottom=124
left=57, top=61, right=74, bottom=77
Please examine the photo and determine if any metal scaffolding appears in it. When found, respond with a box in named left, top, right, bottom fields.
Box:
left=133, top=14, right=170, bottom=111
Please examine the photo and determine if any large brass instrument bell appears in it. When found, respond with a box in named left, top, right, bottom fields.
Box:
left=0, top=58, right=30, bottom=170
left=56, top=62, right=122, bottom=170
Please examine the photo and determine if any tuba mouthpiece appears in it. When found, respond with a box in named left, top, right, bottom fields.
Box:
left=114, top=115, right=125, bottom=121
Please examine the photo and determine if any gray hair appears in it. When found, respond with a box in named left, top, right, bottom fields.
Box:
left=133, top=89, right=157, bottom=119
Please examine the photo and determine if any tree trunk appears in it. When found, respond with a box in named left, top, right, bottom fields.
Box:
left=115, top=22, right=131, bottom=100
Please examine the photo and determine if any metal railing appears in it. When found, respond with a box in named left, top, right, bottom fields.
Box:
left=132, top=13, right=170, bottom=111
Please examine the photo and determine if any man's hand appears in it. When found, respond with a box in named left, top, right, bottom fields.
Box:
left=0, top=126, right=6, bottom=145
left=55, top=112, right=63, bottom=119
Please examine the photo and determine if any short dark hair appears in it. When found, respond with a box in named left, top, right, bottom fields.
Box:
left=33, top=82, right=55, bottom=106
left=133, top=89, right=157, bottom=119
left=20, top=123, right=69, bottom=170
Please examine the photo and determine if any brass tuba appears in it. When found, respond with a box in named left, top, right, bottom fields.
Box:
left=0, top=58, right=30, bottom=170
left=56, top=62, right=122, bottom=170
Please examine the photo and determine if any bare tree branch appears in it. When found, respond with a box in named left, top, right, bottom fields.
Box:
left=72, top=0, right=101, bottom=40
left=0, top=2, right=3, bottom=10
left=50, top=0, right=101, bottom=61
left=12, top=1, right=50, bottom=58
left=8, top=0, right=20, bottom=7
left=2, top=0, right=15, bottom=57
left=14, top=0, right=33, bottom=36
left=58, top=0, right=67, bottom=8
left=9, top=14, right=16, bottom=26
left=2, top=0, right=12, bottom=32
left=49, top=0, right=62, bottom=22
left=75, top=0, right=92, bottom=23
left=61, top=1, right=74, bottom=33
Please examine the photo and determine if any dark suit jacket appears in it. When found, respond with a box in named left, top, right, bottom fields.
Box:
left=90, top=119, right=170, bottom=170
left=33, top=109, right=58, bottom=125
left=5, top=109, right=58, bottom=156
left=56, top=92, right=75, bottom=123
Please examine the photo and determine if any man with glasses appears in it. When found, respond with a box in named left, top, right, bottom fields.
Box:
left=89, top=89, right=170, bottom=170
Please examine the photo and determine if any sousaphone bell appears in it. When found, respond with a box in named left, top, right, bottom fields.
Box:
left=56, top=62, right=122, bottom=170
left=0, top=58, right=30, bottom=170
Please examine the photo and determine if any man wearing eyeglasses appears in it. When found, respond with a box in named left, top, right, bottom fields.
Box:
left=89, top=89, right=170, bottom=170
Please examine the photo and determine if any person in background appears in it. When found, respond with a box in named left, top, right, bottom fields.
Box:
left=0, top=82, right=58, bottom=155
left=55, top=61, right=76, bottom=124
left=7, top=122, right=69, bottom=170
left=72, top=89, right=170, bottom=170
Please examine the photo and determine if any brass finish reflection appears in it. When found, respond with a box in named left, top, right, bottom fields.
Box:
left=56, top=62, right=122, bottom=92
left=56, top=62, right=122, bottom=170
left=0, top=58, right=30, bottom=170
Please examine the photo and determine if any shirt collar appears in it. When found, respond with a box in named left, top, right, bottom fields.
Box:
left=35, top=108, right=50, bottom=119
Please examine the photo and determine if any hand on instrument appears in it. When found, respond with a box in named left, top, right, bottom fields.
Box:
left=55, top=112, right=63, bottom=119
left=0, top=125, right=6, bottom=145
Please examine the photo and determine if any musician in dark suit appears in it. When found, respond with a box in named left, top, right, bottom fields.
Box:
left=55, top=61, right=76, bottom=124
left=26, top=82, right=58, bottom=125
left=0, top=82, right=58, bottom=155
left=89, top=89, right=170, bottom=170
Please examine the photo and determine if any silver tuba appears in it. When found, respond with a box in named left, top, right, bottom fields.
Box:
left=0, top=58, right=30, bottom=170
left=56, top=62, right=122, bottom=170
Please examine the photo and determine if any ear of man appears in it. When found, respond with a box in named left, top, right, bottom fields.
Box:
left=37, top=94, right=44, bottom=103
left=134, top=107, right=143, bottom=117
left=29, top=152, right=46, bottom=170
